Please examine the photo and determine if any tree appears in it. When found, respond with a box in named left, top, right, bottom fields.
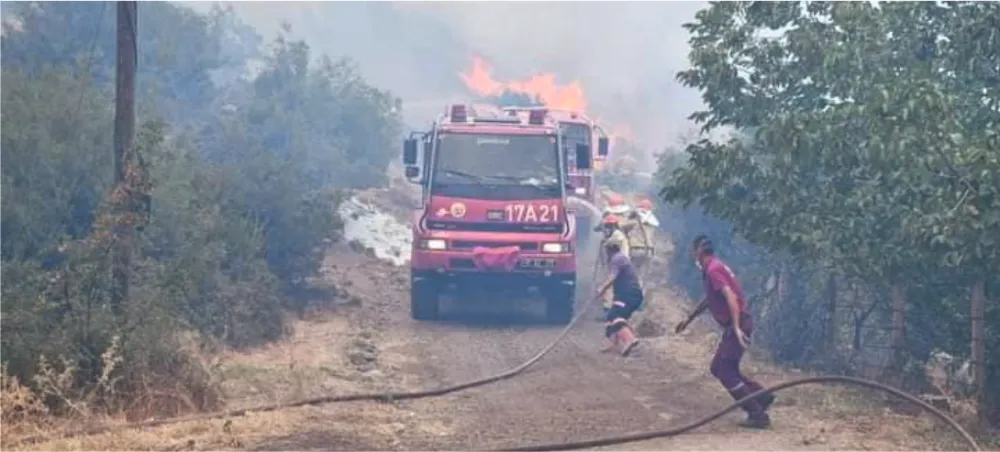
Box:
left=662, top=1, right=999, bottom=423
left=1, top=3, right=404, bottom=421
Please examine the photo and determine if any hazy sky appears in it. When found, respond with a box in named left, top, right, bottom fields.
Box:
left=183, top=1, right=708, bottom=150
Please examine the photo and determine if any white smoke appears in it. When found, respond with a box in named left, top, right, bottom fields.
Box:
left=183, top=2, right=710, bottom=150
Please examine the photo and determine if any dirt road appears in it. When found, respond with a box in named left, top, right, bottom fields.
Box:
left=248, top=247, right=957, bottom=451
left=20, top=243, right=968, bottom=451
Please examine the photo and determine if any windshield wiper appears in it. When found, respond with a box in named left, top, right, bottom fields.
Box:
left=438, top=169, right=487, bottom=183
left=477, top=174, right=559, bottom=186
left=439, top=170, right=557, bottom=187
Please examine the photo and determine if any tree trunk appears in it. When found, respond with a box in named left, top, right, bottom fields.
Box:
left=885, top=280, right=907, bottom=384
left=970, top=278, right=987, bottom=424
left=110, top=2, right=137, bottom=321
left=825, top=273, right=838, bottom=359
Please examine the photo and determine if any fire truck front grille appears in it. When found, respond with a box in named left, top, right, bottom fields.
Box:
left=427, top=220, right=563, bottom=234
left=451, top=241, right=538, bottom=251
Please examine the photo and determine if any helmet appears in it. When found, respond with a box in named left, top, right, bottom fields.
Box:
left=636, top=199, right=654, bottom=211
left=604, top=194, right=631, bottom=215
left=602, top=214, right=621, bottom=226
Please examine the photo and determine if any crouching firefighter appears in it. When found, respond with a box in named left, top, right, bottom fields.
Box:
left=596, top=215, right=630, bottom=315
left=595, top=239, right=642, bottom=357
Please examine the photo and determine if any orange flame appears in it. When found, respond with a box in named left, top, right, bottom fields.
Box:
left=459, top=55, right=588, bottom=113
left=459, top=55, right=637, bottom=164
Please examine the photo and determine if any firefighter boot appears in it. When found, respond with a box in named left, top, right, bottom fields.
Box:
left=727, top=386, right=770, bottom=429
left=744, top=380, right=776, bottom=412
left=615, top=326, right=640, bottom=357
left=739, top=411, right=772, bottom=429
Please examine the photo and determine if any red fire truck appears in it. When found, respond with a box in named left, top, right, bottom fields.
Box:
left=501, top=107, right=609, bottom=244
left=401, top=104, right=591, bottom=324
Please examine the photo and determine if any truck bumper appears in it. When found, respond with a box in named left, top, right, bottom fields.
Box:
left=411, top=268, right=575, bottom=301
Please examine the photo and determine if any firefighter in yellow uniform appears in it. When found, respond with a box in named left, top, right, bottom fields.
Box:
left=597, top=214, right=629, bottom=314
left=622, top=199, right=659, bottom=309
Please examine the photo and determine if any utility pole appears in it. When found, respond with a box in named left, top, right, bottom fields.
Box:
left=111, top=1, right=137, bottom=317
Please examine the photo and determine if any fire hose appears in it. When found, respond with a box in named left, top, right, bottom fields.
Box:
left=559, top=244, right=981, bottom=451
left=494, top=376, right=981, bottom=451
left=15, top=289, right=982, bottom=451
left=13, top=293, right=604, bottom=446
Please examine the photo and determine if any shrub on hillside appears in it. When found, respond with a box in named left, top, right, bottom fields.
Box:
left=1, top=2, right=401, bottom=421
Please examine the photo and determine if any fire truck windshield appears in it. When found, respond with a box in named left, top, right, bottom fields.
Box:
left=431, top=133, right=561, bottom=200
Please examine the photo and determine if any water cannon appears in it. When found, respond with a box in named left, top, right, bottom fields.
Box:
left=528, top=108, right=547, bottom=125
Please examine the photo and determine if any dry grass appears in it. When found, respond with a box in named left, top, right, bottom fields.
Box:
left=11, top=403, right=413, bottom=451
left=4, top=235, right=991, bottom=451
left=217, top=315, right=364, bottom=409
left=639, top=281, right=983, bottom=451
left=1, top=305, right=418, bottom=451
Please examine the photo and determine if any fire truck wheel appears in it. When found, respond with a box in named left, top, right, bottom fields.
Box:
left=410, top=280, right=440, bottom=321
left=544, top=286, right=575, bottom=325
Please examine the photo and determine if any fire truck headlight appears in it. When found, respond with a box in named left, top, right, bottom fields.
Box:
left=421, top=239, right=447, bottom=250
left=574, top=187, right=587, bottom=196
left=541, top=242, right=567, bottom=254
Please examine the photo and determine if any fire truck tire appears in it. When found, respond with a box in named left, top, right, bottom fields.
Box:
left=544, top=286, right=575, bottom=325
left=410, top=280, right=440, bottom=321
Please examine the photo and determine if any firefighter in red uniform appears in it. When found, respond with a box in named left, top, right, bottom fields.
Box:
left=675, top=235, right=775, bottom=429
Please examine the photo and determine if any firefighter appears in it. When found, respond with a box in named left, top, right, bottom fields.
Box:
left=597, top=214, right=629, bottom=314
left=634, top=199, right=658, bottom=225
left=632, top=199, right=659, bottom=264
left=592, top=193, right=631, bottom=234
left=675, top=235, right=774, bottom=428
left=623, top=199, right=654, bottom=295
left=595, top=238, right=642, bottom=356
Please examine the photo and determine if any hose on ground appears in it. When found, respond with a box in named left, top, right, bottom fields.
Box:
left=494, top=375, right=982, bottom=452
left=13, top=294, right=604, bottom=446
left=12, top=246, right=982, bottom=452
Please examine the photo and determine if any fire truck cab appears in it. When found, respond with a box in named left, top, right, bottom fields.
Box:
left=401, top=104, right=591, bottom=324
left=501, top=107, right=609, bottom=244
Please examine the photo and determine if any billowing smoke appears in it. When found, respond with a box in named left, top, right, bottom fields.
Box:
left=183, top=2, right=708, bottom=150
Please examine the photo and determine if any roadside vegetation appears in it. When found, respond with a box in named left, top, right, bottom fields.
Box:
left=1, top=2, right=400, bottom=432
left=653, top=1, right=999, bottom=429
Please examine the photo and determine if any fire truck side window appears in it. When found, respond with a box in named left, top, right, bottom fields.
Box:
left=561, top=123, right=591, bottom=166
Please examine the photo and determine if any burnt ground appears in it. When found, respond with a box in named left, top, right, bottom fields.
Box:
left=17, top=243, right=974, bottom=451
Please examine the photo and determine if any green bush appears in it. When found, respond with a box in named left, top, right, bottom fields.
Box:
left=1, top=2, right=401, bottom=420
